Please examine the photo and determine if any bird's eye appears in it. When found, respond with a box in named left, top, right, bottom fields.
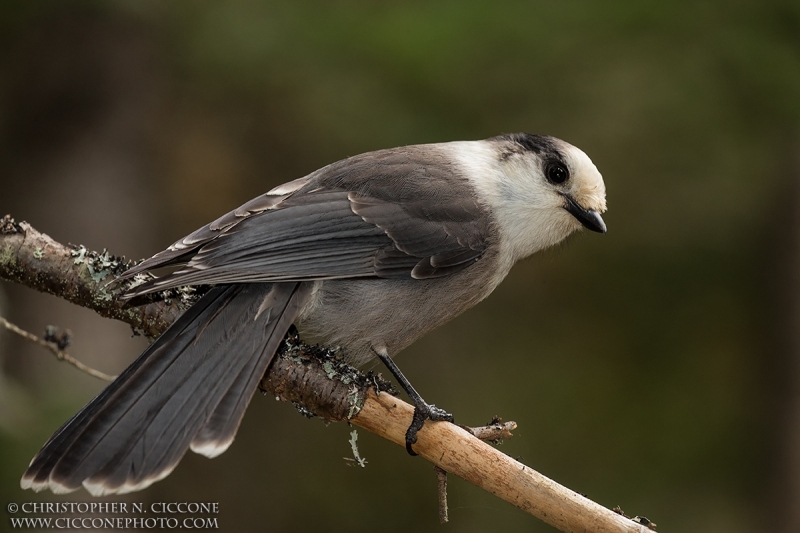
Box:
left=546, top=162, right=569, bottom=185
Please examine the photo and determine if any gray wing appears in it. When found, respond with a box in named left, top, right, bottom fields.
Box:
left=122, top=145, right=492, bottom=296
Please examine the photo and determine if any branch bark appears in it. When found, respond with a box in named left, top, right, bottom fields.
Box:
left=0, top=215, right=182, bottom=338
left=0, top=215, right=654, bottom=533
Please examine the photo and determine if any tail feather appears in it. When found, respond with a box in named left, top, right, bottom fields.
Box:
left=21, top=282, right=310, bottom=495
left=189, top=340, right=274, bottom=458
left=21, top=287, right=229, bottom=493
left=190, top=282, right=311, bottom=457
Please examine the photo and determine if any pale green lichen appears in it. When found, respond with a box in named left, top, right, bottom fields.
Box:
left=86, top=262, right=110, bottom=283
left=86, top=250, right=118, bottom=284
left=0, top=244, right=16, bottom=268
left=322, top=360, right=338, bottom=380
left=33, top=247, right=44, bottom=259
left=292, top=402, right=317, bottom=419
left=348, top=430, right=367, bottom=468
left=346, top=384, right=364, bottom=419
left=96, top=251, right=115, bottom=269
left=70, top=246, right=126, bottom=301
left=71, top=245, right=87, bottom=265
left=125, top=274, right=149, bottom=290
left=278, top=336, right=305, bottom=363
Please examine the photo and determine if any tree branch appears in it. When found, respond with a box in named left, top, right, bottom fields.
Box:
left=0, top=215, right=182, bottom=338
left=0, top=316, right=115, bottom=381
left=0, top=215, right=654, bottom=533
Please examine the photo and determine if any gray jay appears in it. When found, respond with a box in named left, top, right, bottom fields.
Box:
left=21, top=132, right=606, bottom=496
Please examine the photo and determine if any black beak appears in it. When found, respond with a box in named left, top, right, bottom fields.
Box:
left=563, top=195, right=607, bottom=234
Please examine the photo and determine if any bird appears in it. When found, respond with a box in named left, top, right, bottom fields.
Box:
left=20, top=132, right=606, bottom=496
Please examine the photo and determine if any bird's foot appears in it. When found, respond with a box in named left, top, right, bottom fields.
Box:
left=368, top=345, right=454, bottom=456
left=405, top=402, right=454, bottom=456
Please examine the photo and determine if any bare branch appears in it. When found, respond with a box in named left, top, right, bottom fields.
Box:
left=0, top=316, right=115, bottom=381
left=351, top=390, right=652, bottom=532
left=0, top=215, right=654, bottom=533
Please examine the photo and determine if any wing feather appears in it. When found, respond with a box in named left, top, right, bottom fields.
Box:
left=123, top=146, right=494, bottom=296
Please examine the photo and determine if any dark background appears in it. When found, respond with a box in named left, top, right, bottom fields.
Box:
left=2, top=2, right=800, bottom=532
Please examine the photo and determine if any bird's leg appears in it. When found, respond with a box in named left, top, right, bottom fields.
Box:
left=371, top=346, right=454, bottom=456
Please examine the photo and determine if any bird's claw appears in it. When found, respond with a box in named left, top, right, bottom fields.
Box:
left=405, top=403, right=454, bottom=456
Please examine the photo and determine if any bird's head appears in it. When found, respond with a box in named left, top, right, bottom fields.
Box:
left=456, top=133, right=607, bottom=262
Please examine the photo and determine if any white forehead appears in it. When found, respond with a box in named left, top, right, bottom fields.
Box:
left=559, top=142, right=606, bottom=213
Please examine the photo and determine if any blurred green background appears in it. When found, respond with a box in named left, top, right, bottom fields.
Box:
left=1, top=1, right=799, bottom=531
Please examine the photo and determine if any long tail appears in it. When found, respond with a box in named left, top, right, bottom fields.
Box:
left=21, top=282, right=311, bottom=496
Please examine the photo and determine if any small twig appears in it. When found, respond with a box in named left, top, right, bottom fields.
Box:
left=434, top=465, right=448, bottom=523
left=462, top=417, right=518, bottom=442
left=0, top=316, right=115, bottom=382
left=613, top=506, right=658, bottom=531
